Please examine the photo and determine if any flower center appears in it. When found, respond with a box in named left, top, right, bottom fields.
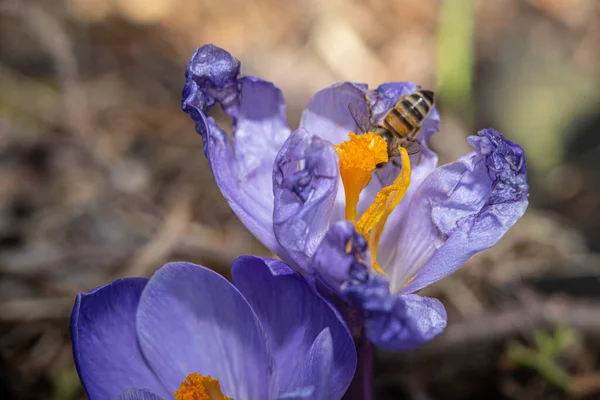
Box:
left=174, top=373, right=232, bottom=400
left=335, top=132, right=389, bottom=221
left=335, top=133, right=411, bottom=274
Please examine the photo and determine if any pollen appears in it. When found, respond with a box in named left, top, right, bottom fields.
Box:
left=174, top=373, right=232, bottom=400
left=356, top=147, right=411, bottom=275
left=335, top=133, right=388, bottom=221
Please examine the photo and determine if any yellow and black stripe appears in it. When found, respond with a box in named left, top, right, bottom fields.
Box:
left=381, top=89, right=435, bottom=138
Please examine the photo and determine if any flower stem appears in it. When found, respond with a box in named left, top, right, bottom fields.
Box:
left=344, top=336, right=374, bottom=400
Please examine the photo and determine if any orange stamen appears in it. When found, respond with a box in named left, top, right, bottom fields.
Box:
left=356, top=147, right=411, bottom=274
left=174, top=373, right=232, bottom=400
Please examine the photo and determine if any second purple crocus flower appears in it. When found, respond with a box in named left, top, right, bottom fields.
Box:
left=71, top=256, right=356, bottom=399
left=182, top=44, right=529, bottom=350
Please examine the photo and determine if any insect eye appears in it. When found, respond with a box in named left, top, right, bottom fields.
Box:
left=380, top=132, right=393, bottom=143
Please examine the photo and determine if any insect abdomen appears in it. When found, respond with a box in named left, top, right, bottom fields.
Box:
left=382, top=107, right=414, bottom=137
left=381, top=89, right=434, bottom=138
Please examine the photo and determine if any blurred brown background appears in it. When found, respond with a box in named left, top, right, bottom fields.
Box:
left=0, top=0, right=599, bottom=399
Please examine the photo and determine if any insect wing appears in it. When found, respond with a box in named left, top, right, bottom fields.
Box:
left=375, top=162, right=396, bottom=186
left=347, top=103, right=372, bottom=134
left=403, top=141, right=421, bottom=156
left=375, top=149, right=416, bottom=186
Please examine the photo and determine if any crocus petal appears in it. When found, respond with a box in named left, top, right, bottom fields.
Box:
left=231, top=256, right=356, bottom=399
left=273, top=129, right=339, bottom=271
left=342, top=272, right=447, bottom=351
left=182, top=44, right=290, bottom=254
left=70, top=278, right=168, bottom=400
left=312, top=221, right=446, bottom=350
left=389, top=129, right=529, bottom=293
left=276, top=328, right=334, bottom=400
left=311, top=220, right=368, bottom=291
left=115, top=389, right=165, bottom=400
left=136, top=262, right=273, bottom=400
left=299, top=82, right=369, bottom=146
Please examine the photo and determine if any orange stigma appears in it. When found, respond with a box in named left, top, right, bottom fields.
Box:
left=174, top=373, right=232, bottom=400
left=334, top=132, right=388, bottom=221
left=336, top=133, right=411, bottom=274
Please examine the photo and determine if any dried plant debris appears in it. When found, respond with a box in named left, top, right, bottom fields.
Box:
left=0, top=0, right=598, bottom=399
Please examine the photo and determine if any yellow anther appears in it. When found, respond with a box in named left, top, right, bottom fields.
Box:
left=335, top=133, right=388, bottom=221
left=345, top=236, right=354, bottom=254
left=174, top=373, right=232, bottom=400
left=356, top=147, right=411, bottom=274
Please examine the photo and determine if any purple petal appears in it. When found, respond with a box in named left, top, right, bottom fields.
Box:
left=311, top=220, right=368, bottom=291
left=273, top=129, right=339, bottom=271
left=311, top=221, right=446, bottom=350
left=115, top=389, right=165, bottom=400
left=182, top=44, right=290, bottom=254
left=299, top=82, right=369, bottom=146
left=389, top=129, right=529, bottom=293
left=308, top=222, right=370, bottom=341
left=231, top=256, right=356, bottom=399
left=70, top=278, right=168, bottom=400
left=136, top=262, right=273, bottom=400
left=181, top=45, right=240, bottom=114
left=342, top=272, right=447, bottom=350
left=278, top=328, right=334, bottom=400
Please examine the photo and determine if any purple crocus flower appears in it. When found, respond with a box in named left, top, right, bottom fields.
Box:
left=70, top=256, right=357, bottom=399
left=182, top=44, right=529, bottom=350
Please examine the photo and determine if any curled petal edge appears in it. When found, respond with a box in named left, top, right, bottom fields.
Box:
left=182, top=44, right=290, bottom=255
left=312, top=221, right=446, bottom=351
left=273, top=129, right=340, bottom=271
left=342, top=271, right=447, bottom=351
left=397, top=128, right=529, bottom=293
